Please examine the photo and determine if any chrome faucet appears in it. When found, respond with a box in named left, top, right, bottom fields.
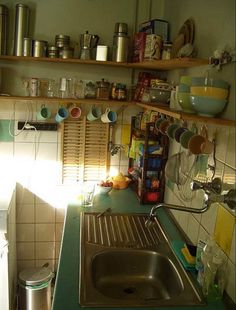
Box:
left=145, top=178, right=236, bottom=227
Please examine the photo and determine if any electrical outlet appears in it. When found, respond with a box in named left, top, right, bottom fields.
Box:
left=18, top=121, right=58, bottom=131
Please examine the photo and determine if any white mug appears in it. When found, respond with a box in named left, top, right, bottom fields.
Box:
left=101, top=108, right=117, bottom=123
left=87, top=106, right=102, bottom=121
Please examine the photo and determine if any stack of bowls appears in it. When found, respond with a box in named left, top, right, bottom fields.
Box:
left=176, top=76, right=196, bottom=114
left=190, top=77, right=229, bottom=117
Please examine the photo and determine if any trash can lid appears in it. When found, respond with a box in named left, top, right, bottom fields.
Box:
left=19, top=267, right=53, bottom=286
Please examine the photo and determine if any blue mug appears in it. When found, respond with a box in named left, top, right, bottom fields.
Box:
left=55, top=107, right=69, bottom=123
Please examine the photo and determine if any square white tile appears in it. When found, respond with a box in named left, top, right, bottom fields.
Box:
left=200, top=202, right=219, bottom=236
left=225, top=127, right=236, bottom=169
left=56, top=208, right=65, bottom=223
left=35, top=203, right=55, bottom=223
left=17, top=242, right=35, bottom=260
left=35, top=242, right=55, bottom=259
left=187, top=215, right=200, bottom=244
left=17, top=260, right=35, bottom=273
left=56, top=223, right=63, bottom=242
left=35, top=223, right=55, bottom=242
left=16, top=203, right=35, bottom=223
left=16, top=183, right=35, bottom=204
left=16, top=224, right=35, bottom=242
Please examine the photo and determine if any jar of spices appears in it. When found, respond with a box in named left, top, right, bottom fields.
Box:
left=96, top=79, right=110, bottom=100
left=111, top=83, right=117, bottom=100
left=115, top=83, right=127, bottom=101
left=161, top=41, right=172, bottom=60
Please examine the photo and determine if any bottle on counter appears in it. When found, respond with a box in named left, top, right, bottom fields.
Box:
left=197, top=237, right=227, bottom=301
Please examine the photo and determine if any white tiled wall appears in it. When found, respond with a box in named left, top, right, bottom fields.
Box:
left=164, top=125, right=236, bottom=303
left=0, top=99, right=134, bottom=273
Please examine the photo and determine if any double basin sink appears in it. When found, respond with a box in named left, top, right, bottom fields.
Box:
left=79, top=212, right=205, bottom=307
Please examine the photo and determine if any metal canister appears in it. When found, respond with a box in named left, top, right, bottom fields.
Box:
left=55, top=34, right=70, bottom=48
left=33, top=40, right=47, bottom=57
left=13, top=4, right=29, bottom=56
left=58, top=46, right=74, bottom=59
left=0, top=4, right=8, bottom=55
left=112, top=23, right=129, bottom=62
left=23, top=37, right=32, bottom=56
left=48, top=46, right=59, bottom=58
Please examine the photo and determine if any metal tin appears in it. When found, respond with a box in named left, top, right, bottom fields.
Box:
left=23, top=37, right=32, bottom=56
left=33, top=40, right=47, bottom=57
left=58, top=46, right=74, bottom=59
left=0, top=4, right=8, bottom=55
left=55, top=34, right=70, bottom=48
left=48, top=45, right=59, bottom=58
left=13, top=4, right=29, bottom=56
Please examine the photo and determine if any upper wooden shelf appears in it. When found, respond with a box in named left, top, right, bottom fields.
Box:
left=0, top=55, right=209, bottom=71
left=137, top=103, right=236, bottom=127
left=0, top=95, right=134, bottom=107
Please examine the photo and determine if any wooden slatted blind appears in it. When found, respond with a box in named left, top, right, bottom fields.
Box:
left=62, top=117, right=109, bottom=183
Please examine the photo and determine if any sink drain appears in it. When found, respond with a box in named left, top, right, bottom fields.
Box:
left=123, top=287, right=136, bottom=294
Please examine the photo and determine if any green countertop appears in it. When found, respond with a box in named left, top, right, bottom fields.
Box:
left=52, top=188, right=225, bottom=310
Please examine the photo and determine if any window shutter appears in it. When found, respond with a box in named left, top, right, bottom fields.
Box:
left=62, top=117, right=109, bottom=183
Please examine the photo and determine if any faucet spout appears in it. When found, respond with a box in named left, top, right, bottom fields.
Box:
left=145, top=178, right=236, bottom=228
left=145, top=200, right=210, bottom=228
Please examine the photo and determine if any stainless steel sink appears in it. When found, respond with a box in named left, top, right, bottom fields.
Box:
left=79, top=212, right=205, bottom=307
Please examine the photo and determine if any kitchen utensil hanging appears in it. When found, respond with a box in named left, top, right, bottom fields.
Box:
left=178, top=152, right=197, bottom=202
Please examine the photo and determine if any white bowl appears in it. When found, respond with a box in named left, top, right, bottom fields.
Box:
left=97, top=185, right=112, bottom=195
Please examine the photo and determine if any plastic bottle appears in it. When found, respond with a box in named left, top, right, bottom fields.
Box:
left=197, top=237, right=227, bottom=301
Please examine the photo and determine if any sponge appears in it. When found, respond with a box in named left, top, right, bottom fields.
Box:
left=181, top=245, right=196, bottom=265
left=171, top=240, right=196, bottom=271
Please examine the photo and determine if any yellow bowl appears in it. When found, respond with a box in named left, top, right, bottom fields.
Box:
left=190, top=86, right=229, bottom=100
left=112, top=177, right=131, bottom=189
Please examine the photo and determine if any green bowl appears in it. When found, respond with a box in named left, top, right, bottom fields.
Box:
left=177, top=92, right=196, bottom=114
left=190, top=95, right=227, bottom=117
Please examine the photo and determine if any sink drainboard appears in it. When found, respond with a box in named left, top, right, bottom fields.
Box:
left=83, top=213, right=166, bottom=248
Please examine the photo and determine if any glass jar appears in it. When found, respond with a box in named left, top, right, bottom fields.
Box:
left=96, top=79, right=110, bottom=100
left=115, top=83, right=127, bottom=101
left=162, top=42, right=172, bottom=60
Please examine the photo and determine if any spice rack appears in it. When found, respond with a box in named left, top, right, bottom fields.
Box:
left=128, top=117, right=169, bottom=204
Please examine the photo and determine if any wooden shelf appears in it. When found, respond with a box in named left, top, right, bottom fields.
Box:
left=0, top=55, right=208, bottom=71
left=137, top=103, right=236, bottom=127
left=0, top=95, right=133, bottom=106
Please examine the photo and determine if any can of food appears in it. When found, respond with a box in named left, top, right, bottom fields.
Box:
left=23, top=37, right=32, bottom=56
left=32, top=40, right=47, bottom=57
